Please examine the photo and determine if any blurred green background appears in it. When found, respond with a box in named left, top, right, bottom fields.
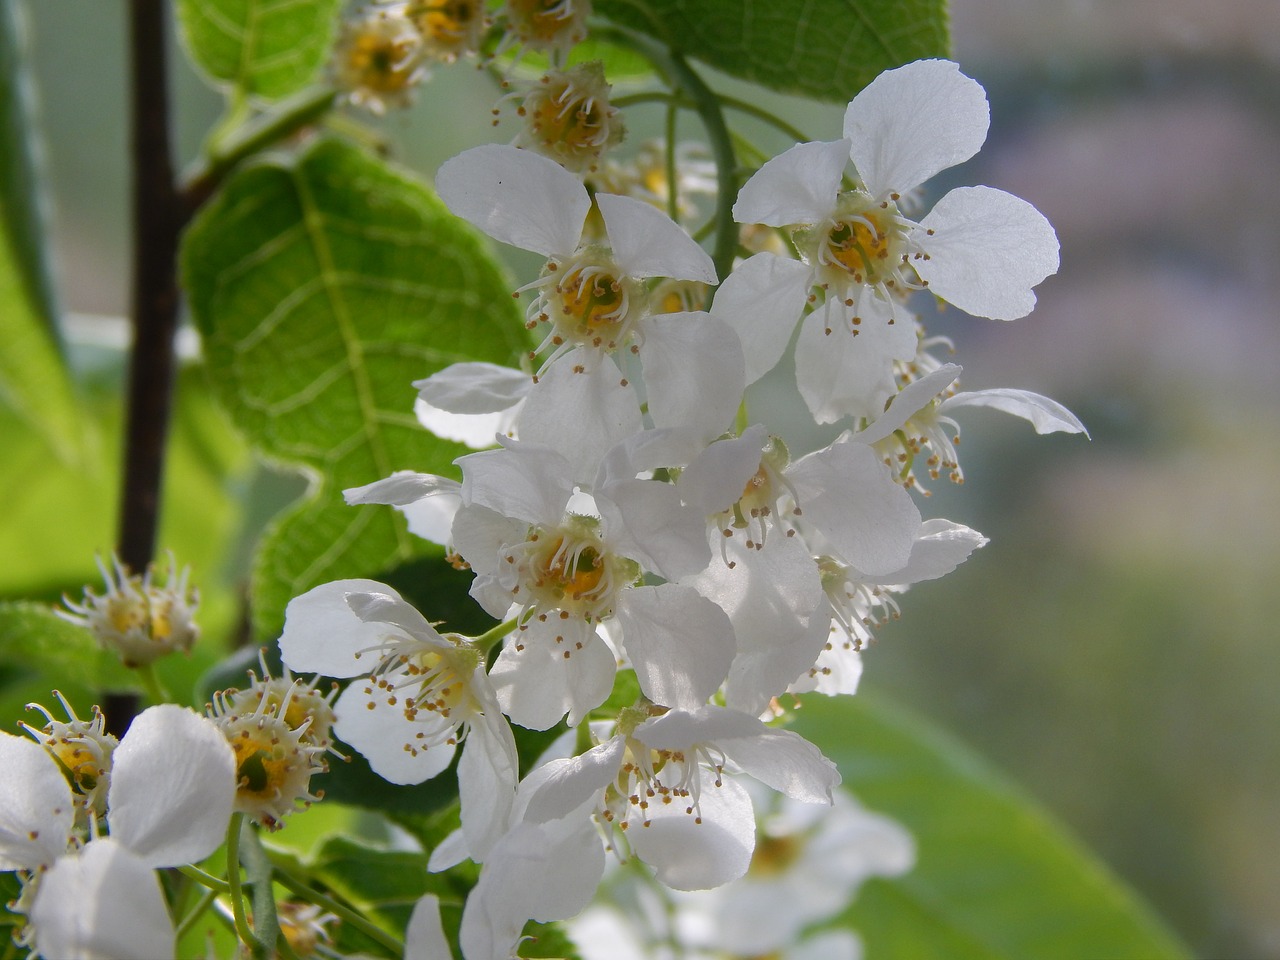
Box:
left=9, top=0, right=1280, bottom=957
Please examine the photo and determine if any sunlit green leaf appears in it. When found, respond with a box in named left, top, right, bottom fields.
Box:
left=595, top=0, right=950, bottom=102
left=182, top=137, right=526, bottom=642
left=0, top=2, right=80, bottom=461
left=793, top=692, right=1190, bottom=959
left=177, top=0, right=342, bottom=100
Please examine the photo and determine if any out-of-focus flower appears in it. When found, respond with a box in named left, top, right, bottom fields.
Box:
left=512, top=62, right=624, bottom=173
left=59, top=553, right=199, bottom=668
left=333, top=7, right=426, bottom=115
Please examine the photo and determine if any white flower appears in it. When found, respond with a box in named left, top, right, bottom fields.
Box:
left=726, top=59, right=1059, bottom=422
left=525, top=704, right=840, bottom=891
left=279, top=579, right=519, bottom=860
left=434, top=144, right=742, bottom=472
left=1, top=705, right=236, bottom=959
left=449, top=438, right=735, bottom=728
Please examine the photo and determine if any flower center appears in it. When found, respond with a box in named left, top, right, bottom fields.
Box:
left=398, top=647, right=480, bottom=722
left=508, top=517, right=637, bottom=622
left=409, top=0, right=482, bottom=51
left=604, top=738, right=726, bottom=829
left=506, top=0, right=585, bottom=48
left=811, top=192, right=911, bottom=290
left=517, top=62, right=622, bottom=172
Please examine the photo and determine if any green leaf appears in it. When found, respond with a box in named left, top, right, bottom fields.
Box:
left=181, top=137, right=526, bottom=642
left=177, top=0, right=342, bottom=100
left=791, top=692, right=1190, bottom=959
left=0, top=601, right=133, bottom=706
left=595, top=0, right=950, bottom=102
left=0, top=2, right=80, bottom=461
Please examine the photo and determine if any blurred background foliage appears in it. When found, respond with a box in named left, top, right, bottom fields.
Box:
left=7, top=0, right=1279, bottom=956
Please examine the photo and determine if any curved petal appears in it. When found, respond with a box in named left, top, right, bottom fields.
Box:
left=525, top=737, right=627, bottom=824
left=914, top=185, right=1059, bottom=320
left=684, top=533, right=829, bottom=715
left=597, top=193, right=717, bottom=283
left=940, top=387, right=1088, bottom=436
left=843, top=59, right=989, bottom=196
left=720, top=727, right=840, bottom=803
left=788, top=440, right=921, bottom=576
left=889, top=519, right=988, bottom=584
left=333, top=681, right=457, bottom=785
left=436, top=143, right=588, bottom=257
left=405, top=895, right=453, bottom=960
left=413, top=361, right=533, bottom=414
left=597, top=478, right=710, bottom=582
left=414, top=397, right=520, bottom=450
left=855, top=363, right=962, bottom=445
left=0, top=732, right=74, bottom=871
left=518, top=353, right=644, bottom=483
left=628, top=774, right=755, bottom=890
left=639, top=312, right=745, bottom=442
left=710, top=253, right=812, bottom=384
left=615, top=584, right=735, bottom=711
left=489, top=618, right=615, bottom=729
left=458, top=441, right=575, bottom=527
left=106, top=705, right=235, bottom=868
left=457, top=706, right=519, bottom=862
left=31, top=839, right=173, bottom=960
left=794, top=292, right=917, bottom=423
left=279, top=579, right=408, bottom=679
left=343, top=471, right=460, bottom=507
left=733, top=139, right=850, bottom=227
left=676, top=424, right=770, bottom=517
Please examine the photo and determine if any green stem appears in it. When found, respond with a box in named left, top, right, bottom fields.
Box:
left=267, top=858, right=405, bottom=955
left=174, top=887, right=221, bottom=943
left=664, top=102, right=679, bottom=222
left=472, top=616, right=520, bottom=653
left=182, top=86, right=337, bottom=213
left=135, top=662, right=168, bottom=704
left=718, top=94, right=813, bottom=145
left=225, top=813, right=267, bottom=959
left=177, top=863, right=231, bottom=893
left=597, top=27, right=739, bottom=291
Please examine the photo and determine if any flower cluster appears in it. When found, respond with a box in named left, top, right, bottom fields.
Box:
left=279, top=57, right=1086, bottom=958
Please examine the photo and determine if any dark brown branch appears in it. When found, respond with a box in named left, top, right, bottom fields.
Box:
left=118, top=0, right=182, bottom=574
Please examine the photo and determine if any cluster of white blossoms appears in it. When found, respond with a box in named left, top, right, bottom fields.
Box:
left=280, top=58, right=1086, bottom=958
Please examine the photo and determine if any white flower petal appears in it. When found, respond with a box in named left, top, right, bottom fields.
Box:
left=788, top=439, right=921, bottom=576
left=676, top=425, right=770, bottom=517
left=451, top=504, right=529, bottom=580
left=794, top=292, right=918, bottom=423
left=405, top=895, right=453, bottom=960
left=710, top=253, right=812, bottom=385
left=597, top=193, right=717, bottom=283
left=635, top=705, right=763, bottom=749
left=615, top=585, right=735, bottom=711
left=887, top=518, right=988, bottom=584
left=597, top=478, right=710, bottom=582
left=0, top=732, right=74, bottom=871
left=639, top=312, right=745, bottom=442
left=457, top=705, right=519, bottom=862
left=685, top=534, right=829, bottom=715
left=458, top=441, right=575, bottom=528
left=333, top=681, right=456, bottom=785
left=280, top=579, right=406, bottom=678
left=855, top=363, right=962, bottom=445
left=720, top=727, right=841, bottom=804
left=31, top=838, right=173, bottom=960
left=344, top=590, right=448, bottom=646
left=490, top=618, right=615, bottom=729
left=413, top=361, right=533, bottom=414
left=733, top=139, right=850, bottom=227
left=940, top=387, right=1088, bottom=436
left=517, top=354, right=644, bottom=483
left=525, top=738, right=627, bottom=824
left=843, top=59, right=989, bottom=196
left=628, top=774, right=755, bottom=890
left=914, top=185, right=1059, bottom=320
left=106, top=705, right=235, bottom=868
left=436, top=144, right=588, bottom=257
left=414, top=398, right=519, bottom=450
left=344, top=471, right=460, bottom=507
